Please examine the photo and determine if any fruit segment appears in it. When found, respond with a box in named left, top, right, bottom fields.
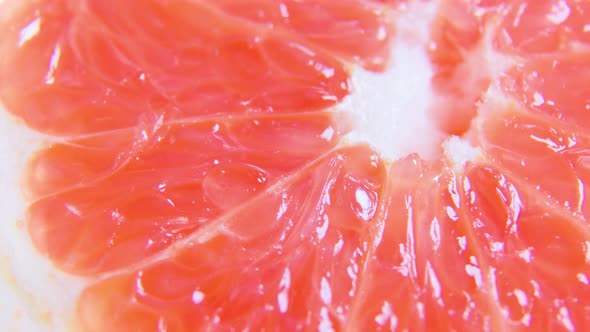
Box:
left=351, top=157, right=502, bottom=330
left=212, top=0, right=395, bottom=71
left=492, top=0, right=590, bottom=54
left=475, top=107, right=590, bottom=217
left=75, top=145, right=387, bottom=331
left=26, top=113, right=351, bottom=275
left=427, top=0, right=590, bottom=135
left=0, top=0, right=357, bottom=135
left=353, top=156, right=590, bottom=330
left=470, top=51, right=590, bottom=219
left=462, top=164, right=590, bottom=331
left=500, top=55, right=590, bottom=130
left=429, top=0, right=590, bottom=67
left=346, top=155, right=428, bottom=331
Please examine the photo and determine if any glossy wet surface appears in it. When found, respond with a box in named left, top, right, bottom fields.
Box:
left=1, top=0, right=590, bottom=330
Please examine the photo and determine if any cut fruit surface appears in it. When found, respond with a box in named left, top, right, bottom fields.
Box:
left=352, top=156, right=590, bottom=330
left=500, top=54, right=590, bottom=129
left=427, top=0, right=590, bottom=136
left=76, top=145, right=386, bottom=331
left=212, top=0, right=395, bottom=71
left=1, top=0, right=590, bottom=331
left=0, top=0, right=359, bottom=135
left=26, top=113, right=351, bottom=275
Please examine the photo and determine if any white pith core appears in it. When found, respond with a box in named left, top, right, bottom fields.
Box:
left=0, top=1, right=484, bottom=331
left=341, top=1, right=445, bottom=161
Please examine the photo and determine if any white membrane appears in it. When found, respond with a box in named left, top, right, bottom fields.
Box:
left=443, top=136, right=483, bottom=171
left=341, top=1, right=445, bottom=161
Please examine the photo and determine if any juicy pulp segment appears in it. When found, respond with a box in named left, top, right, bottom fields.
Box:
left=500, top=54, right=590, bottom=130
left=75, top=145, right=386, bottom=331
left=492, top=0, right=590, bottom=54
left=0, top=0, right=360, bottom=135
left=351, top=156, right=590, bottom=330
left=26, top=113, right=351, bottom=275
left=427, top=0, right=590, bottom=135
left=470, top=52, right=590, bottom=219
left=463, top=164, right=590, bottom=331
left=212, top=0, right=396, bottom=71
left=475, top=106, right=590, bottom=217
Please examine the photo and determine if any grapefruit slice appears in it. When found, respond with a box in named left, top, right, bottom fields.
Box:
left=1, top=0, right=590, bottom=331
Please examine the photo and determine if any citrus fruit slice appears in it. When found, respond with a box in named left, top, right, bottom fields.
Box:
left=1, top=0, right=590, bottom=331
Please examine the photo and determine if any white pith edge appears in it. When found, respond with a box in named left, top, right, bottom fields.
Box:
left=0, top=109, right=84, bottom=331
